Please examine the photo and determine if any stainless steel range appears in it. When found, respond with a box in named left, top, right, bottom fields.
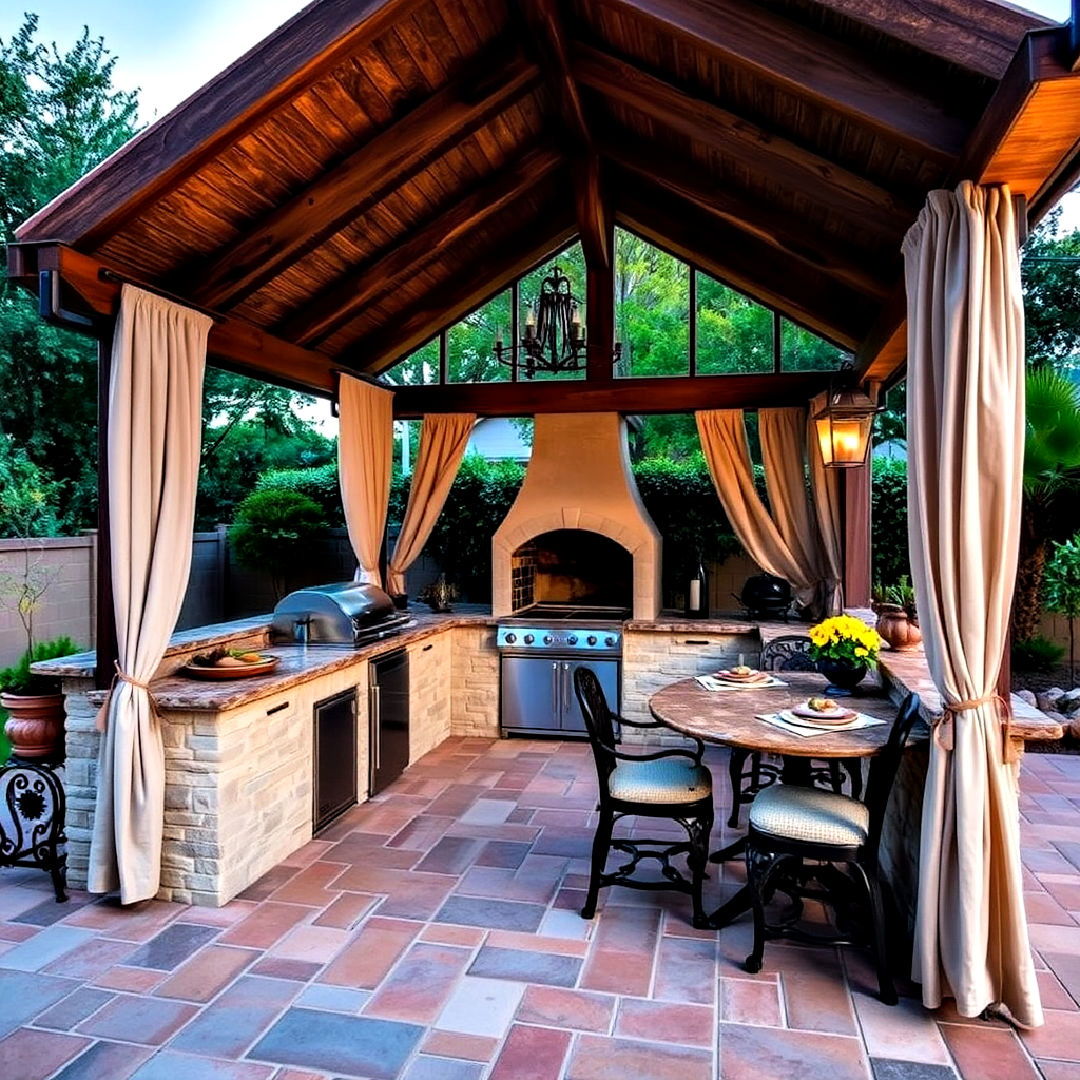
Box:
left=497, top=604, right=626, bottom=738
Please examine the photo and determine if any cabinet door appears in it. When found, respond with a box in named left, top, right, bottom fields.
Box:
left=500, top=656, right=561, bottom=731
left=560, top=659, right=620, bottom=734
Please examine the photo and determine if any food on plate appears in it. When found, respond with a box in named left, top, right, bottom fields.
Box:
left=731, top=665, right=754, bottom=676
left=807, top=696, right=839, bottom=713
left=190, top=648, right=271, bottom=669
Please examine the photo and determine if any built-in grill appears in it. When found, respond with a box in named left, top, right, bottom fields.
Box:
left=497, top=603, right=625, bottom=737
left=271, top=582, right=412, bottom=648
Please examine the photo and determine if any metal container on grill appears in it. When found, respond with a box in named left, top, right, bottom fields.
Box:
left=270, top=582, right=411, bottom=647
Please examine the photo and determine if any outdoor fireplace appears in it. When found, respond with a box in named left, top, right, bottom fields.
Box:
left=493, top=412, right=662, bottom=618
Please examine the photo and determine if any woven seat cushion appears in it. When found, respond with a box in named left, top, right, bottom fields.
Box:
left=749, top=784, right=869, bottom=847
left=608, top=758, right=712, bottom=805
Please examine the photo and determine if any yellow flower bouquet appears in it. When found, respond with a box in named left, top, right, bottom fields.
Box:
left=807, top=615, right=884, bottom=668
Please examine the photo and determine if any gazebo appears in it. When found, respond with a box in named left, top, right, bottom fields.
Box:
left=8, top=0, right=1080, bottom=1033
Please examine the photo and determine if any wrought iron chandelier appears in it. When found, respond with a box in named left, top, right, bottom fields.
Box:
left=494, top=265, right=621, bottom=379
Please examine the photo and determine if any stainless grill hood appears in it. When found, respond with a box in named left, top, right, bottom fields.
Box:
left=270, top=582, right=411, bottom=647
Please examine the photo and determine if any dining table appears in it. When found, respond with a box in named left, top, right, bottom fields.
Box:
left=648, top=670, right=903, bottom=928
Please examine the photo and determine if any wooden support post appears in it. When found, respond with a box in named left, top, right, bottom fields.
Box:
left=841, top=462, right=872, bottom=610
left=585, top=216, right=615, bottom=383
left=94, top=330, right=119, bottom=690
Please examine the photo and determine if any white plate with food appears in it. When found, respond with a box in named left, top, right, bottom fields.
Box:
left=790, top=697, right=857, bottom=725
left=715, top=666, right=770, bottom=684
left=181, top=649, right=280, bottom=680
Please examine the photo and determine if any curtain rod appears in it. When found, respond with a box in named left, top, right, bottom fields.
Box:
left=97, top=268, right=225, bottom=323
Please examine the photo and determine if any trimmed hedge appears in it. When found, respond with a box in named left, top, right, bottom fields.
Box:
left=871, top=458, right=909, bottom=586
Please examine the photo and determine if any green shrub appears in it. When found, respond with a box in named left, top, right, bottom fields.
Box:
left=256, top=463, right=343, bottom=524
left=1045, top=534, right=1080, bottom=677
left=1011, top=635, right=1066, bottom=673
left=872, top=458, right=909, bottom=586
left=230, top=490, right=326, bottom=597
left=0, top=635, right=81, bottom=696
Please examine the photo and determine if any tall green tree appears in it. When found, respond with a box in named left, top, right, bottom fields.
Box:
left=0, top=15, right=138, bottom=531
left=1023, top=208, right=1080, bottom=371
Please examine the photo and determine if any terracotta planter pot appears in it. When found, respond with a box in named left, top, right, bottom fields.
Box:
left=1, top=692, right=65, bottom=760
left=875, top=605, right=923, bottom=652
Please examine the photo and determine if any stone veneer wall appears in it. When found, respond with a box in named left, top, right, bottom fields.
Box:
left=449, top=624, right=500, bottom=738
left=409, top=633, right=453, bottom=762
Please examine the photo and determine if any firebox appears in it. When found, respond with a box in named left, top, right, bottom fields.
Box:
left=512, top=530, right=632, bottom=612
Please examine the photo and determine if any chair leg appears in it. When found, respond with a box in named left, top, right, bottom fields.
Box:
left=851, top=862, right=896, bottom=1005
left=686, top=809, right=713, bottom=930
left=581, top=809, right=614, bottom=920
left=744, top=845, right=782, bottom=974
left=827, top=760, right=844, bottom=794
left=843, top=759, right=864, bottom=800
left=727, top=748, right=754, bottom=828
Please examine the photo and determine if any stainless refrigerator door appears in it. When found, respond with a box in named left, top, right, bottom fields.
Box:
left=369, top=648, right=410, bottom=795
left=559, top=658, right=620, bottom=734
left=500, top=656, right=561, bottom=732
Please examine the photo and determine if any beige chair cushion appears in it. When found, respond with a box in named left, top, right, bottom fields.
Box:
left=608, top=758, right=712, bottom=805
left=749, top=784, right=869, bottom=847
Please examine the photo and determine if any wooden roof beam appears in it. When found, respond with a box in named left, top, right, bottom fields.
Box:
left=575, top=44, right=918, bottom=232
left=343, top=213, right=577, bottom=374
left=185, top=48, right=542, bottom=311
left=391, top=371, right=834, bottom=418
left=598, top=0, right=969, bottom=163
left=614, top=174, right=872, bottom=350
left=606, top=140, right=893, bottom=300
left=14, top=0, right=429, bottom=248
left=276, top=144, right=564, bottom=347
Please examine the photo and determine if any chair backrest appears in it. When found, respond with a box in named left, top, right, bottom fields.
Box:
left=760, top=635, right=816, bottom=672
left=863, top=692, right=922, bottom=861
left=573, top=666, right=618, bottom=791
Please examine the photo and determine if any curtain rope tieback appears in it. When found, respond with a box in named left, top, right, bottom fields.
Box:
left=934, top=692, right=1016, bottom=762
left=94, top=661, right=158, bottom=733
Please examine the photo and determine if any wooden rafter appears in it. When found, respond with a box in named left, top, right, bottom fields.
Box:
left=391, top=371, right=835, bottom=418
left=614, top=174, right=873, bottom=349
left=14, top=0, right=428, bottom=249
left=575, top=45, right=918, bottom=232
left=607, top=141, right=892, bottom=300
left=276, top=144, right=564, bottom=347
left=184, top=49, right=541, bottom=310
left=596, top=0, right=970, bottom=162
left=345, top=213, right=578, bottom=374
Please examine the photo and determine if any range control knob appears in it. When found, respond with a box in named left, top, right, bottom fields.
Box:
left=567, top=634, right=578, bottom=645
left=504, top=632, right=517, bottom=644
left=523, top=634, right=535, bottom=644
left=605, top=635, right=617, bottom=647
left=586, top=635, right=598, bottom=646
left=543, top=634, right=554, bottom=644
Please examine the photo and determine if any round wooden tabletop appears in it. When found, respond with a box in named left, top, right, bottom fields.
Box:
left=648, top=671, right=899, bottom=759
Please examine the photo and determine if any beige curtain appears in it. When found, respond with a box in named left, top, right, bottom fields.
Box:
left=89, top=285, right=211, bottom=904
left=905, top=182, right=1041, bottom=1027
left=387, top=413, right=475, bottom=596
left=807, top=397, right=844, bottom=614
left=696, top=408, right=825, bottom=611
left=338, top=375, right=394, bottom=587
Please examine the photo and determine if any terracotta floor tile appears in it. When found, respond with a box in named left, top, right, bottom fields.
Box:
left=248, top=957, right=321, bottom=982
left=76, top=994, right=198, bottom=1045
left=421, top=1030, right=500, bottom=1062
left=517, top=985, right=615, bottom=1032
left=153, top=943, right=259, bottom=1002
left=364, top=943, right=472, bottom=1023
left=616, top=997, right=715, bottom=1047
left=39, top=935, right=137, bottom=979
left=719, top=976, right=783, bottom=1026
left=0, top=1027, right=92, bottom=1079
left=219, top=902, right=310, bottom=950
left=1020, top=1007, right=1080, bottom=1062
left=488, top=1023, right=572, bottom=1080
left=939, top=1021, right=1041, bottom=1080
left=652, top=934, right=715, bottom=1004
left=468, top=944, right=582, bottom=987
left=50, top=1040, right=152, bottom=1080
left=567, top=1034, right=713, bottom=1080
left=313, top=891, right=378, bottom=929
left=90, top=964, right=167, bottom=992
left=34, top=986, right=114, bottom=1030
left=782, top=962, right=859, bottom=1036
left=268, top=924, right=350, bottom=963
left=267, top=861, right=346, bottom=905
left=126, top=1050, right=275, bottom=1079
left=319, top=918, right=418, bottom=989
left=851, top=991, right=950, bottom=1065
left=125, top=921, right=220, bottom=970
left=719, top=1023, right=869, bottom=1080
left=1039, top=1063, right=1080, bottom=1080
left=62, top=899, right=181, bottom=942
left=420, top=923, right=486, bottom=947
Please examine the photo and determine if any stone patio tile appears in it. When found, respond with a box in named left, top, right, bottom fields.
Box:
left=1019, top=1007, right=1080, bottom=1062
left=0, top=970, right=77, bottom=1032
left=719, top=1022, right=870, bottom=1080
left=517, top=985, right=615, bottom=1032
left=1042, top=951, right=1080, bottom=1002
left=488, top=1023, right=572, bottom=1080
left=719, top=976, right=783, bottom=1025
left=434, top=895, right=546, bottom=932
left=567, top=1033, right=713, bottom=1080
left=236, top=865, right=302, bottom=902
left=869, top=1061, right=958, bottom=1080
left=169, top=975, right=299, bottom=1058
left=476, top=841, right=532, bottom=868
left=296, top=983, right=371, bottom=1012
left=0, top=921, right=40, bottom=941
left=435, top=975, right=526, bottom=1037
left=248, top=1006, right=424, bottom=1078
left=324, top=835, right=422, bottom=868
left=153, top=943, right=260, bottom=1002
left=131, top=1051, right=275, bottom=1079
left=318, top=917, right=419, bottom=989
left=421, top=1030, right=501, bottom=1062
left=8, top=895, right=90, bottom=926
left=268, top=924, right=351, bottom=963
left=938, top=1021, right=1041, bottom=1080
left=39, top=934, right=138, bottom=978
left=312, top=891, right=378, bottom=930
left=1029, top=923, right=1080, bottom=956
left=125, top=921, right=220, bottom=970
left=1039, top=1064, right=1080, bottom=1080
left=1038, top=967, right=1078, bottom=1010
left=487, top=928, right=589, bottom=956
left=416, top=837, right=486, bottom=875
left=852, top=991, right=951, bottom=1065
left=389, top=815, right=457, bottom=851
left=91, top=964, right=167, bottom=992
left=651, top=933, right=715, bottom=1004
left=377, top=878, right=455, bottom=920
left=249, top=957, right=321, bottom=982
left=0, top=886, right=53, bottom=922
left=780, top=956, right=858, bottom=1036
left=0, top=924, right=98, bottom=971
left=0, top=1027, right=92, bottom=1079
left=76, top=994, right=199, bottom=1045
left=364, top=943, right=473, bottom=1023
left=1024, top=891, right=1077, bottom=926
left=403, top=1056, right=485, bottom=1080
left=468, top=944, right=582, bottom=988
left=62, top=899, right=181, bottom=941
left=538, top=906, right=591, bottom=940
left=266, top=861, right=346, bottom=905
left=178, top=900, right=260, bottom=928
left=51, top=1040, right=153, bottom=1080
left=459, top=799, right=518, bottom=826
left=219, top=902, right=312, bottom=950
left=616, top=997, right=715, bottom=1047
left=420, top=923, right=486, bottom=947
left=33, top=986, right=114, bottom=1029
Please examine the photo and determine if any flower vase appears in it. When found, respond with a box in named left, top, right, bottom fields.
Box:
left=817, top=658, right=868, bottom=696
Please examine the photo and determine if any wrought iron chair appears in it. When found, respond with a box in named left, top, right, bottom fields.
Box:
left=743, top=692, right=922, bottom=1004
left=726, top=635, right=862, bottom=827
left=0, top=760, right=68, bottom=902
left=573, top=666, right=714, bottom=929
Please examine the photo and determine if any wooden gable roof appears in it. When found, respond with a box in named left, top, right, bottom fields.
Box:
left=10, top=0, right=1080, bottom=399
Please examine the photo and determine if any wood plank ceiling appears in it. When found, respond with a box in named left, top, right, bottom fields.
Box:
left=12, top=0, right=1073, bottom=395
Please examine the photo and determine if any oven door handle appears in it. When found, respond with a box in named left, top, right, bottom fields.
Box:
left=563, top=661, right=571, bottom=714
left=551, top=661, right=559, bottom=722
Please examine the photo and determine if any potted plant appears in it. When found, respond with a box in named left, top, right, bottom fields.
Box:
left=0, top=637, right=79, bottom=760
left=418, top=575, right=458, bottom=613
left=807, top=614, right=884, bottom=695
left=874, top=576, right=923, bottom=652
